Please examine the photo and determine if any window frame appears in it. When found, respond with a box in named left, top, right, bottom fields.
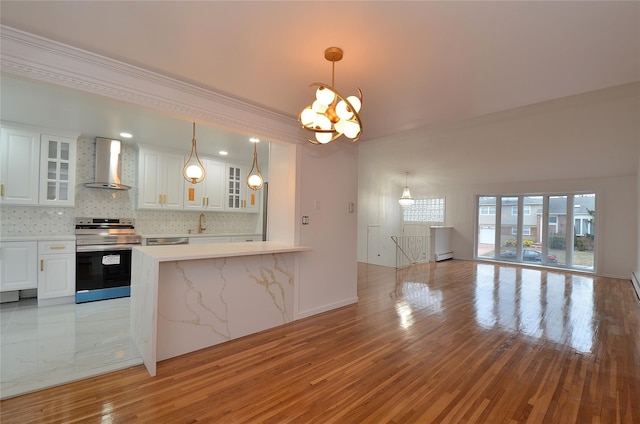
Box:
left=475, top=193, right=596, bottom=273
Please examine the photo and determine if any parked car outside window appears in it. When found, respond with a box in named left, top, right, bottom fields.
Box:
left=500, top=249, right=558, bottom=263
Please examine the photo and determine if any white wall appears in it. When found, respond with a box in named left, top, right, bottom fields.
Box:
left=296, top=141, right=359, bottom=318
left=358, top=83, right=639, bottom=279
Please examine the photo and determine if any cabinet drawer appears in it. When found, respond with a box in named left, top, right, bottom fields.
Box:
left=38, top=240, right=75, bottom=254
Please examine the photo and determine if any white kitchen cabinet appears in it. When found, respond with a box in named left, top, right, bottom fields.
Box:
left=226, top=163, right=260, bottom=213
left=189, top=236, right=231, bottom=244
left=231, top=235, right=262, bottom=242
left=184, top=158, right=225, bottom=211
left=0, top=125, right=77, bottom=207
left=37, top=240, right=75, bottom=305
left=39, top=133, right=77, bottom=206
left=137, top=147, right=185, bottom=210
left=0, top=241, right=38, bottom=292
left=0, top=127, right=42, bottom=205
left=244, top=187, right=261, bottom=213
left=226, top=164, right=243, bottom=211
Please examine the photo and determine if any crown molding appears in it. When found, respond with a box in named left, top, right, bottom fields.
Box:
left=0, top=25, right=303, bottom=145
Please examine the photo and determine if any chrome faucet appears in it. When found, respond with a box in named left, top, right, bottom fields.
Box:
left=198, top=213, right=206, bottom=234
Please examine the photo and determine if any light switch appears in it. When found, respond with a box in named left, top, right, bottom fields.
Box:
left=302, top=215, right=310, bottom=225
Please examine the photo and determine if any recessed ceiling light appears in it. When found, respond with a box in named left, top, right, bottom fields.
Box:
left=219, top=151, right=228, bottom=156
left=119, top=132, right=133, bottom=139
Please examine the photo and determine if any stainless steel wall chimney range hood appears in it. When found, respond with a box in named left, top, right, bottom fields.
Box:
left=84, top=137, right=130, bottom=190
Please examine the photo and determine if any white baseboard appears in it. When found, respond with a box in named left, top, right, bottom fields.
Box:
left=295, top=297, right=358, bottom=320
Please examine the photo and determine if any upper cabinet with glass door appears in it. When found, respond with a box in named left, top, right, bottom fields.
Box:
left=225, top=163, right=260, bottom=213
left=39, top=134, right=76, bottom=206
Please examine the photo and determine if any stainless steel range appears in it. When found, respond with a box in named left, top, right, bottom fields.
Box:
left=75, top=217, right=141, bottom=303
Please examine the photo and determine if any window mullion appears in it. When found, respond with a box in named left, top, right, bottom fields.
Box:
left=541, top=196, right=549, bottom=264
left=516, top=196, right=523, bottom=262
left=494, top=196, right=502, bottom=260
left=567, top=195, right=575, bottom=268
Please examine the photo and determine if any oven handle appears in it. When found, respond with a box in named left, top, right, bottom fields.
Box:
left=76, top=244, right=139, bottom=252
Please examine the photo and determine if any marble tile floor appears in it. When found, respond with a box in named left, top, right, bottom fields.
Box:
left=0, top=297, right=142, bottom=400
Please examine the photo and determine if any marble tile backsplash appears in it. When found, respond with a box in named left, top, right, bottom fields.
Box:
left=1, top=137, right=260, bottom=237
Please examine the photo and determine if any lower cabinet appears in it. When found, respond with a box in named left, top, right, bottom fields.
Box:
left=37, top=240, right=76, bottom=306
left=231, top=236, right=261, bottom=242
left=189, top=235, right=261, bottom=244
left=1, top=239, right=76, bottom=305
left=189, top=236, right=231, bottom=244
left=0, top=241, right=38, bottom=293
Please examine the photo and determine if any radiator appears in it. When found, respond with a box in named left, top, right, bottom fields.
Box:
left=434, top=251, right=454, bottom=262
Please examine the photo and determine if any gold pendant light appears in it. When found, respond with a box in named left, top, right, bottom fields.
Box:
left=182, top=122, right=206, bottom=184
left=246, top=138, right=264, bottom=191
left=298, top=47, right=363, bottom=145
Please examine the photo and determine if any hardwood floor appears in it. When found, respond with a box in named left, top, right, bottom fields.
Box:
left=1, top=260, right=639, bottom=423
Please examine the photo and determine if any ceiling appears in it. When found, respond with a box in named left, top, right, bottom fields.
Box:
left=1, top=1, right=638, bottom=153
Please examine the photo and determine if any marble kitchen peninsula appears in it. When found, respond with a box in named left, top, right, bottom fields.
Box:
left=130, top=242, right=310, bottom=376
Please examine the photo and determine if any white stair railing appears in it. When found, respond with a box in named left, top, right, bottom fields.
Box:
left=391, top=235, right=428, bottom=269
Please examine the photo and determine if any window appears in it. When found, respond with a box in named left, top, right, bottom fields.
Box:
left=475, top=193, right=596, bottom=272
left=548, top=216, right=558, bottom=234
left=403, top=198, right=445, bottom=223
left=477, top=197, right=497, bottom=259
left=480, top=206, right=496, bottom=215
left=512, top=206, right=531, bottom=215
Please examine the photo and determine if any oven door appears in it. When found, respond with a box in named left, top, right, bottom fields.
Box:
left=75, top=245, right=134, bottom=303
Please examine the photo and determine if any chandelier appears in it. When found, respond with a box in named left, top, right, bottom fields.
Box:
left=246, top=138, right=264, bottom=191
left=399, top=172, right=415, bottom=207
left=298, top=47, right=363, bottom=145
left=182, top=122, right=206, bottom=184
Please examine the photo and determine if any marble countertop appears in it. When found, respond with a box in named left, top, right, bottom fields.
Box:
left=134, top=241, right=310, bottom=262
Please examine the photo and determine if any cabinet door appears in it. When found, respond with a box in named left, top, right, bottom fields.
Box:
left=204, top=160, right=225, bottom=210
left=138, top=148, right=185, bottom=210
left=38, top=253, right=75, bottom=299
left=138, top=149, right=163, bottom=209
left=184, top=178, right=206, bottom=210
left=186, top=159, right=225, bottom=211
left=226, top=164, right=243, bottom=210
left=0, top=242, right=38, bottom=291
left=245, top=188, right=261, bottom=213
left=0, top=127, right=40, bottom=205
left=163, top=152, right=185, bottom=210
left=39, top=134, right=77, bottom=206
